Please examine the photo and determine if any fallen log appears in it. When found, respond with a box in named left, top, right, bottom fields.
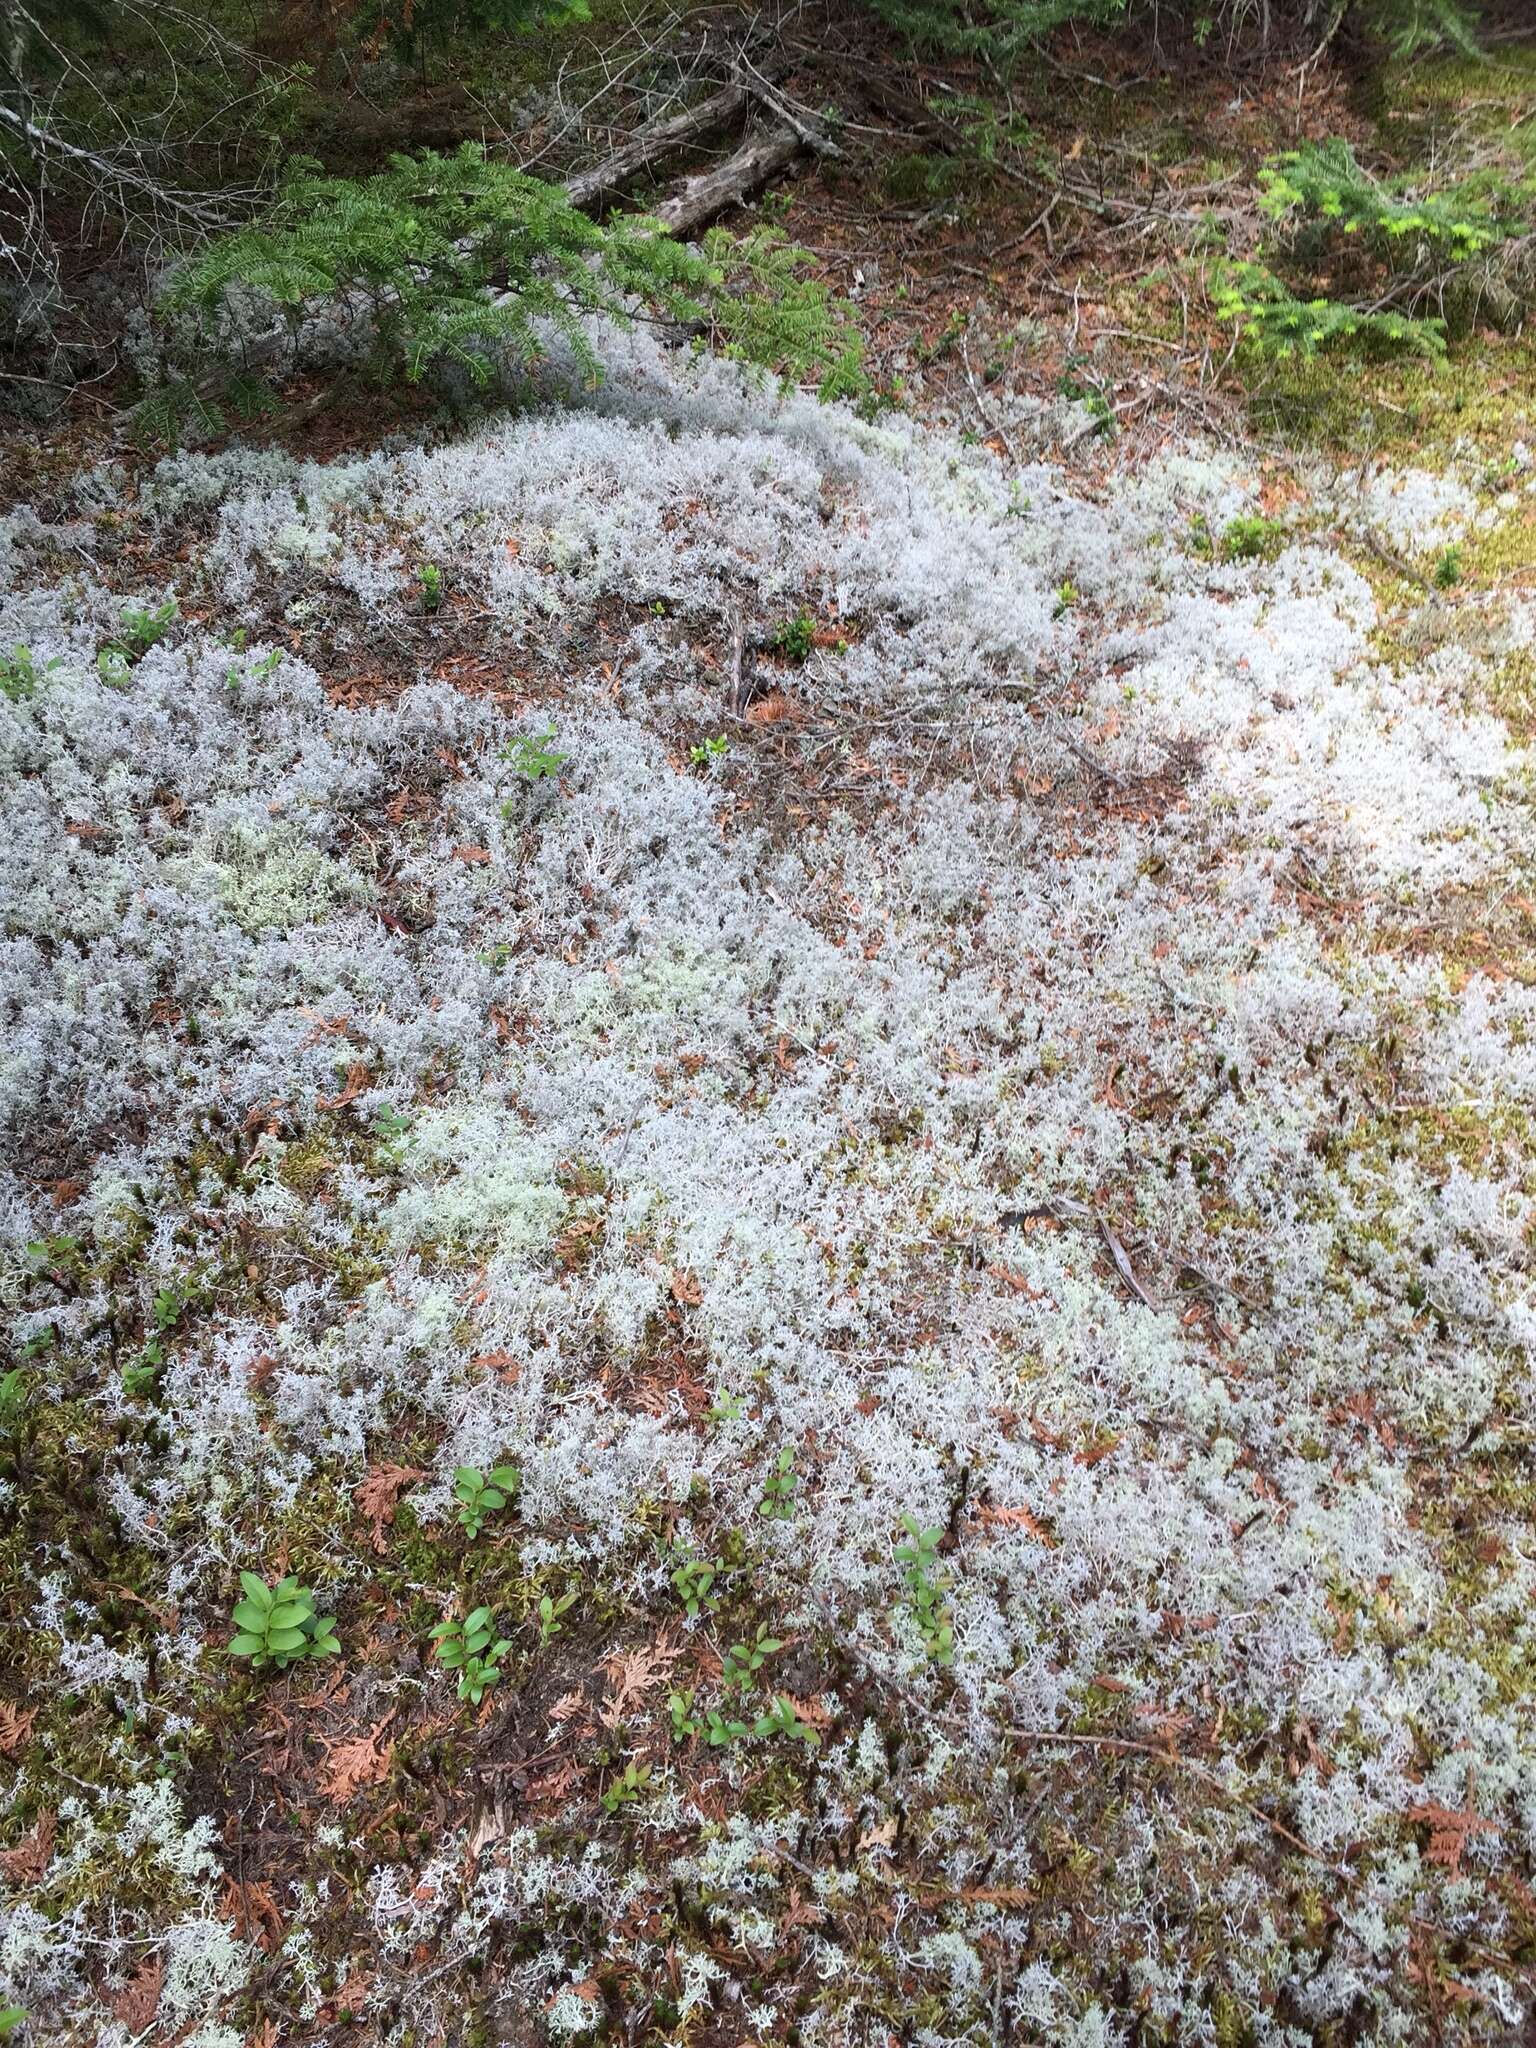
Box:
left=565, top=80, right=755, bottom=213
left=653, top=126, right=806, bottom=236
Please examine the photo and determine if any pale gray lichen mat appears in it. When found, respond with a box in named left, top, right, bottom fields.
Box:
left=2, top=329, right=1534, bottom=2044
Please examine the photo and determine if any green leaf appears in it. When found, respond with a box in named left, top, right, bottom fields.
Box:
left=228, top=1632, right=266, bottom=1656
left=240, top=1572, right=272, bottom=1605
left=267, top=1627, right=308, bottom=1652
left=463, top=1606, right=493, bottom=1633
left=231, top=1600, right=269, bottom=1631
left=265, top=1602, right=309, bottom=1630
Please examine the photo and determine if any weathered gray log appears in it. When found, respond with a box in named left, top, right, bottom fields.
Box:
left=564, top=82, right=755, bottom=213
left=652, top=127, right=806, bottom=236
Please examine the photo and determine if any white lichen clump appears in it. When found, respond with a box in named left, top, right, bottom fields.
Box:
left=0, top=320, right=1532, bottom=2043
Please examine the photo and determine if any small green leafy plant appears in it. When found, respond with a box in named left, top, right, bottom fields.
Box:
left=895, top=1514, right=954, bottom=1666
left=102, top=599, right=178, bottom=675
left=600, top=1759, right=651, bottom=1813
left=752, top=1693, right=821, bottom=1746
left=454, top=1463, right=520, bottom=1536
left=228, top=1573, right=340, bottom=1671
left=771, top=609, right=816, bottom=662
left=503, top=726, right=568, bottom=783
left=431, top=1606, right=512, bottom=1703
left=0, top=1368, right=28, bottom=1432
left=759, top=1446, right=798, bottom=1520
left=1, top=645, right=60, bottom=701
left=689, top=734, right=730, bottom=769
left=721, top=1622, right=783, bottom=1691
left=371, top=1104, right=412, bottom=1148
left=419, top=562, right=444, bottom=613
left=537, top=1588, right=577, bottom=1644
left=668, top=1690, right=753, bottom=1746
left=1434, top=544, right=1463, bottom=589
left=669, top=1552, right=721, bottom=1618
left=1221, top=514, right=1285, bottom=563
left=225, top=644, right=282, bottom=690
left=1052, top=580, right=1079, bottom=618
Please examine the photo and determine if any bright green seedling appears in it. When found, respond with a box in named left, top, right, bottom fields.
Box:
left=0, top=1368, right=28, bottom=1431
left=703, top=1708, right=752, bottom=1746
left=101, top=598, right=178, bottom=681
left=121, top=1359, right=161, bottom=1399
left=669, top=1552, right=720, bottom=1619
left=689, top=734, right=730, bottom=769
left=1434, top=545, right=1463, bottom=589
left=669, top=1689, right=701, bottom=1740
left=720, top=1623, right=782, bottom=1692
left=504, top=726, right=567, bottom=782
left=153, top=1282, right=188, bottom=1332
left=225, top=645, right=281, bottom=690
left=600, top=1759, right=651, bottom=1814
left=430, top=1606, right=512, bottom=1704
left=1220, top=514, right=1284, bottom=563
left=753, top=1693, right=821, bottom=1746
left=419, top=562, right=444, bottom=613
left=537, top=1589, right=577, bottom=1644
left=371, top=1103, right=412, bottom=1142
left=706, top=1390, right=747, bottom=1425
left=1052, top=580, right=1079, bottom=618
left=771, top=608, right=816, bottom=662
left=1, top=645, right=59, bottom=701
left=895, top=1513, right=954, bottom=1667
left=228, top=1573, right=339, bottom=1671
left=454, top=1463, right=520, bottom=1537
left=758, top=1446, right=797, bottom=1520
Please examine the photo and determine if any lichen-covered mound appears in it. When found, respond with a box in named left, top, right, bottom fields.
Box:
left=2, top=332, right=1534, bottom=2046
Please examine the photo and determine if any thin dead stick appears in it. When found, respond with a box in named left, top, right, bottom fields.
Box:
left=836, top=1641, right=1352, bottom=1880
left=1003, top=1725, right=1341, bottom=1871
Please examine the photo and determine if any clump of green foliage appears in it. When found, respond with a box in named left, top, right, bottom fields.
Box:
left=1221, top=513, right=1286, bottom=561
left=600, top=1758, right=651, bottom=1812
left=861, top=0, right=1476, bottom=64
left=167, top=145, right=857, bottom=395
left=98, top=600, right=178, bottom=686
left=669, top=1551, right=721, bottom=1618
left=0, top=645, right=59, bottom=701
left=227, top=1573, right=340, bottom=1671
left=431, top=1605, right=512, bottom=1702
left=1259, top=140, right=1510, bottom=261
left=359, top=0, right=588, bottom=62
left=503, top=726, right=568, bottom=786
left=1212, top=260, right=1448, bottom=361
left=1217, top=139, right=1527, bottom=364
left=771, top=609, right=816, bottom=662
left=758, top=1446, right=798, bottom=1520
left=453, top=1463, right=520, bottom=1536
left=721, top=1622, right=782, bottom=1690
left=895, top=1514, right=954, bottom=1665
left=537, top=1588, right=577, bottom=1643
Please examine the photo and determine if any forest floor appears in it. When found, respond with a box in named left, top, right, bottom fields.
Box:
left=2, top=12, right=1536, bottom=2048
